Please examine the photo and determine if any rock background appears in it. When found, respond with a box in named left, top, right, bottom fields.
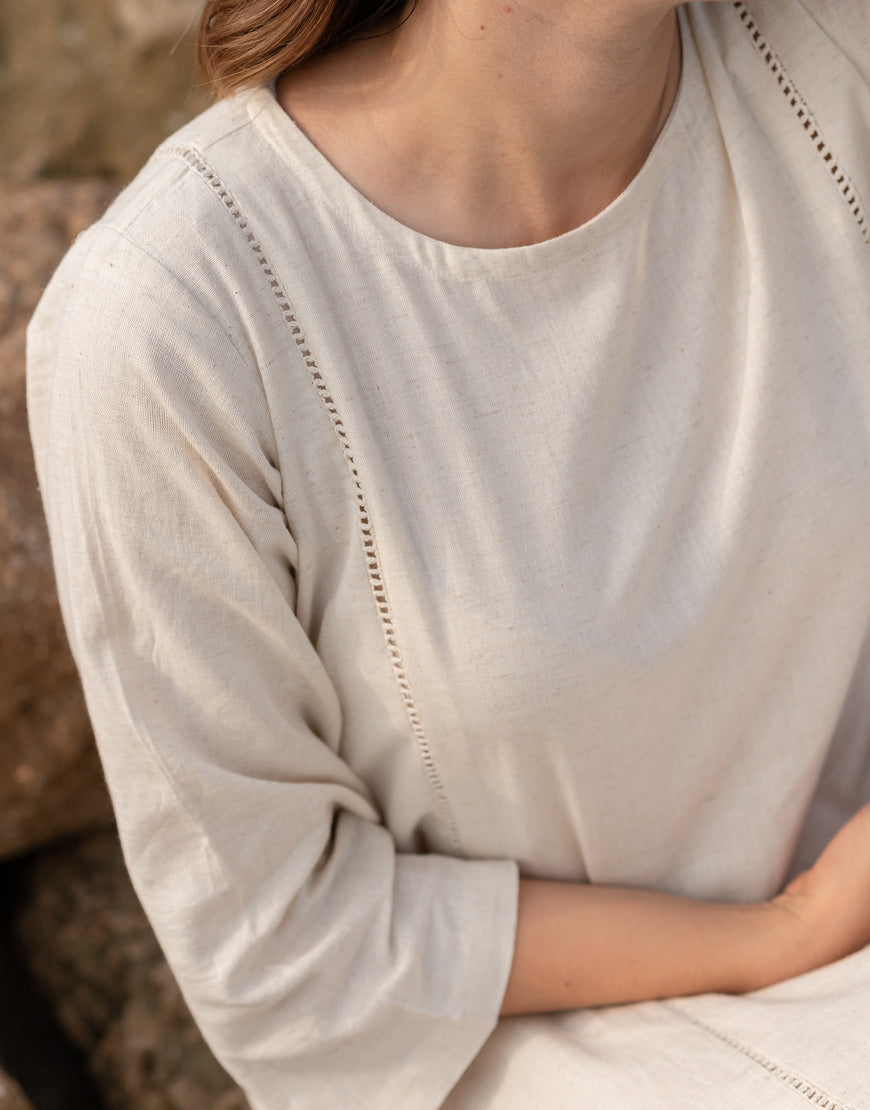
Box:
left=1, top=4, right=249, bottom=1106
left=14, top=833, right=248, bottom=1110
left=0, top=0, right=206, bottom=180
left=0, top=181, right=117, bottom=864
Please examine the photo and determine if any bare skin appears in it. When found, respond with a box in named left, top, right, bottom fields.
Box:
left=278, top=0, right=870, bottom=1012
left=278, top=0, right=684, bottom=246
left=503, top=804, right=870, bottom=1014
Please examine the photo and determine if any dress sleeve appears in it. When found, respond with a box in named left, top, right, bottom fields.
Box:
left=26, top=226, right=519, bottom=1110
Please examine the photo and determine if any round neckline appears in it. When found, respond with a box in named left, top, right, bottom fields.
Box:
left=247, top=6, right=701, bottom=280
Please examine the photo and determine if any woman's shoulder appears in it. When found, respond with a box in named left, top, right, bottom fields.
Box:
left=84, top=89, right=280, bottom=265
left=743, top=0, right=869, bottom=181
left=27, top=86, right=300, bottom=366
left=688, top=0, right=869, bottom=208
left=31, top=81, right=333, bottom=351
left=25, top=90, right=293, bottom=489
left=695, top=0, right=870, bottom=85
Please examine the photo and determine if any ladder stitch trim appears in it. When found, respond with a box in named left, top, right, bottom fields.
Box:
left=733, top=1, right=869, bottom=245
left=164, top=143, right=463, bottom=853
left=667, top=1003, right=858, bottom=1110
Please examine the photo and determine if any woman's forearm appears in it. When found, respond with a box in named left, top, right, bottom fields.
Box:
left=500, top=878, right=795, bottom=1016
left=502, top=804, right=870, bottom=1016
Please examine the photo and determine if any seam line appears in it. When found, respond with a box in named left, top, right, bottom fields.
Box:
left=164, top=143, right=463, bottom=853
left=733, top=1, right=869, bottom=246
left=666, top=1002, right=859, bottom=1110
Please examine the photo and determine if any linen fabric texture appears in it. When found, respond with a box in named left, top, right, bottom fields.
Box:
left=27, top=0, right=870, bottom=1105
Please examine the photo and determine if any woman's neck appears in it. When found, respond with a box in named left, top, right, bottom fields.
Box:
left=278, top=0, right=682, bottom=247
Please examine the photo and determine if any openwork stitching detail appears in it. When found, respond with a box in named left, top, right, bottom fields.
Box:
left=667, top=1004, right=858, bottom=1110
left=733, top=1, right=869, bottom=245
left=167, top=144, right=462, bottom=853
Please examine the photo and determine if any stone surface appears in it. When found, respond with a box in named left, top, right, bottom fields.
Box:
left=0, top=860, right=107, bottom=1109
left=0, top=0, right=207, bottom=181
left=3, top=180, right=247, bottom=1108
left=15, top=832, right=249, bottom=1110
left=0, top=1070, right=34, bottom=1110
left=0, top=181, right=120, bottom=860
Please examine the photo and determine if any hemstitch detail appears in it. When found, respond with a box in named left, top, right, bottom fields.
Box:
left=733, top=1, right=869, bottom=246
left=162, top=143, right=463, bottom=854
left=667, top=1002, right=858, bottom=1110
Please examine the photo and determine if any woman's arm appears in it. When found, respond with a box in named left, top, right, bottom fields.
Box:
left=29, top=201, right=870, bottom=1110
left=27, top=224, right=519, bottom=1110
left=503, top=803, right=870, bottom=1015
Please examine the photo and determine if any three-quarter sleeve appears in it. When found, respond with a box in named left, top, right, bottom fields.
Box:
left=26, top=225, right=519, bottom=1109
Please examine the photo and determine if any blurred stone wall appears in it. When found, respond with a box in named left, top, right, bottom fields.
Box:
left=0, top=0, right=205, bottom=180
left=0, top=4, right=249, bottom=1106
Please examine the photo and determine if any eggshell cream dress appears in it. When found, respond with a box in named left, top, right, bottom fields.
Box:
left=27, top=0, right=870, bottom=1105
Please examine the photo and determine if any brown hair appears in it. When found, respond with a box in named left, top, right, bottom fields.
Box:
left=196, top=0, right=408, bottom=97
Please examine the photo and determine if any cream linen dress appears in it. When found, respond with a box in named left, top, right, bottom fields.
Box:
left=27, top=0, right=870, bottom=1106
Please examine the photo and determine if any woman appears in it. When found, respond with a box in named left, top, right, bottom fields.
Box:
left=26, top=0, right=870, bottom=1105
